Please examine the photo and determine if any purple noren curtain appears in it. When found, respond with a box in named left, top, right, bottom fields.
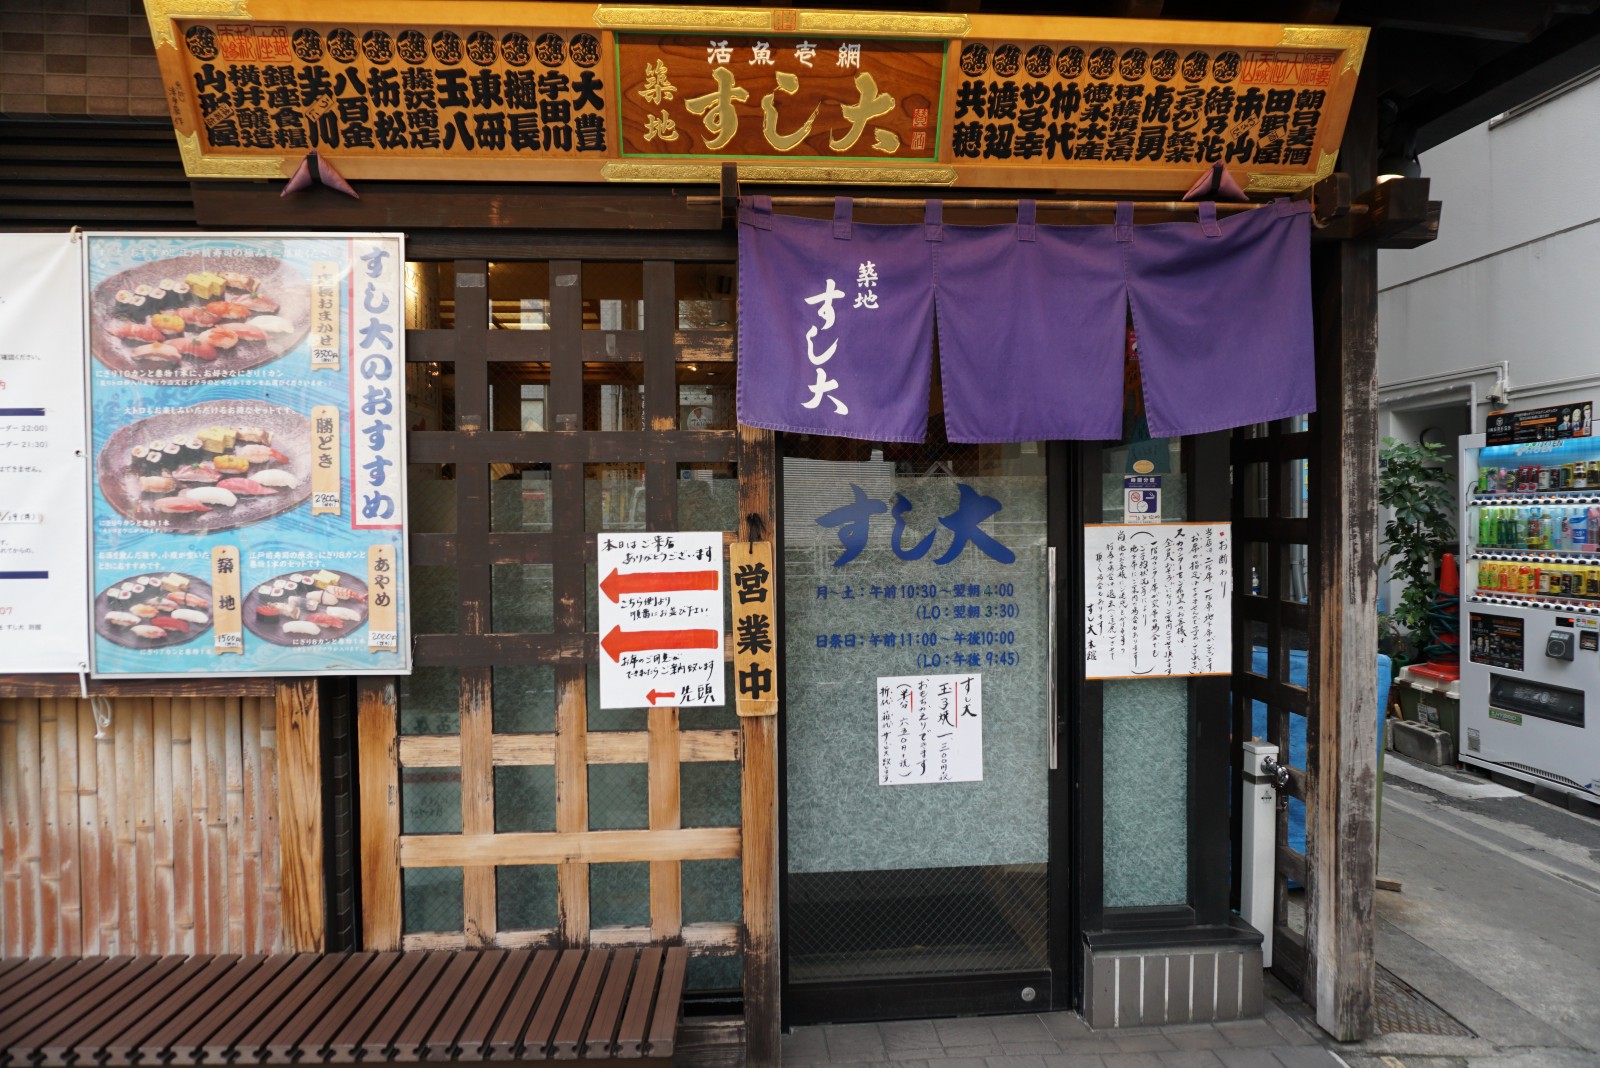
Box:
left=1122, top=198, right=1316, bottom=437
left=736, top=196, right=1315, bottom=442
left=736, top=196, right=936, bottom=443
left=934, top=200, right=1128, bottom=444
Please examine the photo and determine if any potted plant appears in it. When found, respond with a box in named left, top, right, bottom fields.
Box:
left=1377, top=437, right=1456, bottom=664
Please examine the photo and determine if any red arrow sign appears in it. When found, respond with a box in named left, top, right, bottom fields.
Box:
left=601, top=624, right=719, bottom=662
left=600, top=567, right=719, bottom=603
left=646, top=689, right=677, bottom=705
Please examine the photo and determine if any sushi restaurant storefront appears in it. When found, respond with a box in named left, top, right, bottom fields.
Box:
left=0, top=1, right=1408, bottom=1061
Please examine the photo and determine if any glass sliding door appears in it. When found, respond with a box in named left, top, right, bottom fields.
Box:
left=780, top=435, right=1063, bottom=1023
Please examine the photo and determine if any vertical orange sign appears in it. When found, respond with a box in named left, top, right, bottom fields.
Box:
left=367, top=543, right=399, bottom=653
left=729, top=541, right=777, bottom=717
left=312, top=260, right=341, bottom=371
left=211, top=544, right=243, bottom=654
left=311, top=404, right=341, bottom=516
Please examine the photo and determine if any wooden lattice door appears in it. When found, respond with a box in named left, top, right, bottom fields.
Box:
left=358, top=249, right=777, bottom=1053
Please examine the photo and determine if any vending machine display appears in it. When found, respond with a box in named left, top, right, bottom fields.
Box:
left=1460, top=433, right=1600, bottom=800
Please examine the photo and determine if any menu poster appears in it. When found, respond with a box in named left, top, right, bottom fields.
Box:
left=0, top=234, right=91, bottom=674
left=84, top=233, right=410, bottom=677
left=1084, top=522, right=1231, bottom=679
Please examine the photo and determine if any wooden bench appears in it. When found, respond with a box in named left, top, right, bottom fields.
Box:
left=0, top=947, right=687, bottom=1066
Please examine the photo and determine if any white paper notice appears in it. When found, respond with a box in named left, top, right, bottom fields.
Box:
left=0, top=234, right=89, bottom=674
left=1083, top=523, right=1231, bottom=679
left=597, top=531, right=725, bottom=708
left=877, top=673, right=983, bottom=785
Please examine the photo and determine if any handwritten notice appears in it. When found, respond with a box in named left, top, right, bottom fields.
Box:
left=877, top=673, right=983, bottom=785
left=1084, top=523, right=1231, bottom=679
left=597, top=531, right=725, bottom=709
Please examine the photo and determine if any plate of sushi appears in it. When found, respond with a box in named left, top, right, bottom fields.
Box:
left=91, top=254, right=311, bottom=384
left=95, top=572, right=213, bottom=649
left=99, top=399, right=312, bottom=534
left=242, top=569, right=368, bottom=645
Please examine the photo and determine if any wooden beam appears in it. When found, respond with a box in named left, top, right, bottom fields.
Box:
left=0, top=676, right=275, bottom=699
left=275, top=681, right=324, bottom=952
left=1307, top=83, right=1379, bottom=1044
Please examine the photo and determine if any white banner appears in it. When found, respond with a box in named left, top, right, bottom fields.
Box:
left=0, top=234, right=91, bottom=674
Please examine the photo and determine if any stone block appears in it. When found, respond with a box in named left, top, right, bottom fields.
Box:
left=1391, top=718, right=1456, bottom=766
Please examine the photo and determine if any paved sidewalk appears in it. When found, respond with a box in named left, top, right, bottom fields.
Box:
left=779, top=978, right=1341, bottom=1068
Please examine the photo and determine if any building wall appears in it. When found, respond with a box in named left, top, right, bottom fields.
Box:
left=0, top=0, right=165, bottom=118
left=1379, top=75, right=1600, bottom=419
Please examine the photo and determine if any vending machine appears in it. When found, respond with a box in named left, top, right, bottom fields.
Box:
left=1459, top=431, right=1600, bottom=801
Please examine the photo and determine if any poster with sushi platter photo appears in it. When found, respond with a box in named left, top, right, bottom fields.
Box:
left=0, top=233, right=92, bottom=675
left=83, top=233, right=411, bottom=678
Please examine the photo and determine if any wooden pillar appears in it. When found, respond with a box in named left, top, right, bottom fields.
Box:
left=275, top=679, right=325, bottom=951
left=737, top=424, right=780, bottom=1068
left=1308, top=86, right=1379, bottom=1042
left=358, top=677, right=402, bottom=949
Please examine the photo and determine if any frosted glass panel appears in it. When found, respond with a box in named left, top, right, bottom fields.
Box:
left=1102, top=678, right=1188, bottom=906
left=783, top=461, right=1050, bottom=874
left=1100, top=437, right=1189, bottom=907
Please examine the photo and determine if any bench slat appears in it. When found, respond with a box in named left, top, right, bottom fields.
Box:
left=484, top=949, right=559, bottom=1061
left=514, top=949, right=584, bottom=1060
left=140, top=954, right=264, bottom=1057
left=0, top=956, right=119, bottom=1040
left=420, top=950, right=505, bottom=1057
left=264, top=953, right=385, bottom=1060
left=584, top=948, right=638, bottom=1058
left=612, top=947, right=662, bottom=1059
left=456, top=949, right=536, bottom=1059
left=303, top=953, right=403, bottom=1060
left=0, top=956, right=70, bottom=1012
left=391, top=949, right=478, bottom=1057
left=208, top=952, right=346, bottom=1061
left=326, top=950, right=430, bottom=1062
left=352, top=950, right=450, bottom=1061
left=0, top=947, right=689, bottom=1067
left=552, top=950, right=611, bottom=1059
left=36, top=956, right=186, bottom=1066
left=102, top=955, right=240, bottom=1063
left=187, top=954, right=315, bottom=1062
left=645, top=947, right=688, bottom=1057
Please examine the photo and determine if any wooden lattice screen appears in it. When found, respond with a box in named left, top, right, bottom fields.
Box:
left=357, top=251, right=776, bottom=1050
left=1230, top=417, right=1315, bottom=988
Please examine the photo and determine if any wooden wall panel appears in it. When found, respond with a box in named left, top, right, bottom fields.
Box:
left=0, top=696, right=286, bottom=957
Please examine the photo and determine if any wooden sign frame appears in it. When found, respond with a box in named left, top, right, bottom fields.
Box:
left=145, top=1, right=1365, bottom=193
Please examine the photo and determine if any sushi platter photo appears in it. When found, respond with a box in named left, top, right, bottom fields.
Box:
left=94, top=572, right=214, bottom=649
left=242, top=569, right=369, bottom=646
left=90, top=254, right=311, bottom=383
left=98, top=399, right=312, bottom=533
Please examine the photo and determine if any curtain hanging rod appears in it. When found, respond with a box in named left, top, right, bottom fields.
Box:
left=689, top=194, right=1367, bottom=216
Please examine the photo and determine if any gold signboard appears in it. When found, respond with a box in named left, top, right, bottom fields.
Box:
left=146, top=2, right=1365, bottom=192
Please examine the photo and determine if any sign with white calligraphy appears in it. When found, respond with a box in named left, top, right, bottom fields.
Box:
left=83, top=233, right=410, bottom=678
left=877, top=673, right=983, bottom=785
left=1084, top=522, right=1231, bottom=679
left=0, top=234, right=91, bottom=674
left=147, top=4, right=1364, bottom=194
left=598, top=531, right=725, bottom=708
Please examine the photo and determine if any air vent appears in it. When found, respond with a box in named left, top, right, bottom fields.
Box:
left=1502, top=761, right=1588, bottom=792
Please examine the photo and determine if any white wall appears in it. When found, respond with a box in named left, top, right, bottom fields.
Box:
left=1379, top=74, right=1600, bottom=419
